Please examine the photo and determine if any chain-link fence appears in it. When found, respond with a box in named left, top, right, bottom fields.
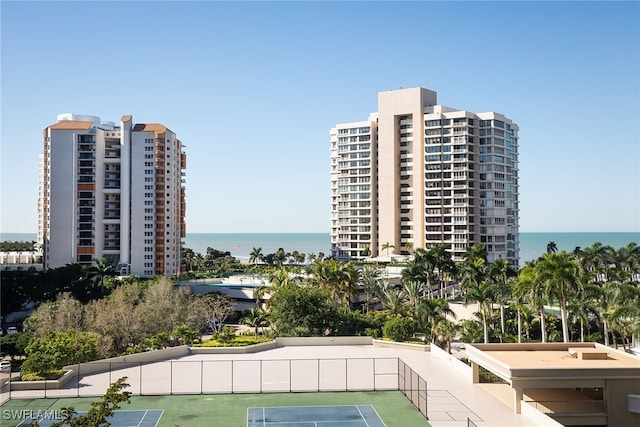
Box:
left=398, top=358, right=428, bottom=419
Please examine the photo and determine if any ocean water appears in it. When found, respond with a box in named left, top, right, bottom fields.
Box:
left=2, top=232, right=638, bottom=264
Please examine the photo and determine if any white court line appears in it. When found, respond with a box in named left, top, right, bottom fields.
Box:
left=356, top=405, right=370, bottom=427
left=135, top=409, right=149, bottom=427
left=154, top=409, right=164, bottom=427
left=369, top=405, right=387, bottom=427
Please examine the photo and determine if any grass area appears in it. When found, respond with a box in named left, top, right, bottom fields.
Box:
left=1, top=391, right=430, bottom=427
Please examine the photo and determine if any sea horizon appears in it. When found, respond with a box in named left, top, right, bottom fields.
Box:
left=2, top=231, right=638, bottom=265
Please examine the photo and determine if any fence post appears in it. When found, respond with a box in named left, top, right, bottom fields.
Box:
left=289, top=360, right=291, bottom=393
left=139, top=362, right=142, bottom=395
left=200, top=360, right=203, bottom=394
left=231, top=360, right=234, bottom=394
left=259, top=360, right=262, bottom=393
left=317, top=359, right=320, bottom=392
left=344, top=358, right=347, bottom=391
left=77, top=363, right=80, bottom=397
left=170, top=361, right=173, bottom=395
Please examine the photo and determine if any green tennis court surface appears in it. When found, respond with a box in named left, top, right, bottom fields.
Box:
left=1, top=391, right=429, bottom=427
left=15, top=409, right=163, bottom=427
left=247, top=405, right=385, bottom=426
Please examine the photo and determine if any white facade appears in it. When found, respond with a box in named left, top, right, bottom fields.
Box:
left=330, top=88, right=520, bottom=266
left=38, top=114, right=187, bottom=277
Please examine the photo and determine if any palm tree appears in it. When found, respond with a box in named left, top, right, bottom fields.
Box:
left=253, top=285, right=270, bottom=308
left=241, top=307, right=269, bottom=337
left=273, top=248, right=288, bottom=267
left=579, top=242, right=613, bottom=282
left=430, top=243, right=456, bottom=298
left=403, top=280, right=426, bottom=317
left=181, top=247, right=197, bottom=271
left=546, top=241, right=558, bottom=254
left=360, top=266, right=382, bottom=312
left=404, top=242, right=414, bottom=256
left=379, top=286, right=407, bottom=314
left=249, top=247, right=264, bottom=265
left=433, top=318, right=461, bottom=354
left=268, top=266, right=291, bottom=288
left=461, top=279, right=494, bottom=344
left=568, top=285, right=600, bottom=343
left=403, top=248, right=437, bottom=298
left=489, top=259, right=515, bottom=342
left=536, top=251, right=581, bottom=343
left=306, top=259, right=359, bottom=308
left=515, top=261, right=548, bottom=343
left=381, top=242, right=395, bottom=256
left=417, top=297, right=456, bottom=343
left=464, top=244, right=487, bottom=264
left=92, top=257, right=115, bottom=295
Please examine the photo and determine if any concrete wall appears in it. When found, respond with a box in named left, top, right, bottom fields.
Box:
left=372, top=339, right=429, bottom=352
left=190, top=341, right=276, bottom=354
left=606, top=378, right=640, bottom=427
left=63, top=345, right=189, bottom=376
left=276, top=337, right=373, bottom=347
left=520, top=401, right=565, bottom=427
left=429, top=343, right=472, bottom=380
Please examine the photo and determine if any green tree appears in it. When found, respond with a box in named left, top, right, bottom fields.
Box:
left=268, top=284, right=333, bottom=336
left=91, top=257, right=115, bottom=296
left=536, top=251, right=581, bottom=343
left=433, top=319, right=460, bottom=354
left=381, top=242, right=395, bottom=256
left=0, top=331, right=33, bottom=359
left=416, top=297, right=456, bottom=343
left=360, top=266, right=382, bottom=313
left=459, top=258, right=494, bottom=343
left=172, top=325, right=200, bottom=346
left=51, top=377, right=131, bottom=427
left=249, top=247, right=264, bottom=265
left=402, top=280, right=425, bottom=318
left=546, top=241, right=558, bottom=254
left=382, top=316, right=416, bottom=342
left=240, top=307, right=269, bottom=336
left=489, top=259, right=516, bottom=342
left=22, top=330, right=99, bottom=375
left=515, top=261, right=549, bottom=343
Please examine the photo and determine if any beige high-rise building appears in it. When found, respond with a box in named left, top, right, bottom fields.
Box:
left=38, top=114, right=187, bottom=277
left=330, top=87, right=519, bottom=265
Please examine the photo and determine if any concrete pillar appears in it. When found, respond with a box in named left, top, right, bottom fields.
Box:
left=472, top=362, right=480, bottom=383
left=514, top=385, right=523, bottom=414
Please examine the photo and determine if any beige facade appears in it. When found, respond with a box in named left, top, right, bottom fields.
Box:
left=330, top=87, right=520, bottom=265
left=466, top=343, right=640, bottom=426
left=38, top=114, right=187, bottom=277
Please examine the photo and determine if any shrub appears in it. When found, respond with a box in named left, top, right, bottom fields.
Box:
left=214, top=325, right=236, bottom=343
left=19, top=369, right=66, bottom=381
left=382, top=316, right=416, bottom=342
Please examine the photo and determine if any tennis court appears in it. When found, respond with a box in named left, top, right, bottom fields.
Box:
left=15, top=409, right=163, bottom=427
left=1, top=391, right=430, bottom=427
left=247, top=405, right=385, bottom=426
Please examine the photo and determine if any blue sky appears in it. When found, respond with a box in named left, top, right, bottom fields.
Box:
left=1, top=1, right=639, bottom=233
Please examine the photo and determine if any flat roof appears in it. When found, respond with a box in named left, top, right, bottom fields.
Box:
left=466, top=343, right=640, bottom=381
left=485, top=349, right=640, bottom=368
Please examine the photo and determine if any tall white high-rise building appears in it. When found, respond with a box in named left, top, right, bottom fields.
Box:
left=38, top=114, right=187, bottom=277
left=330, top=87, right=519, bottom=265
